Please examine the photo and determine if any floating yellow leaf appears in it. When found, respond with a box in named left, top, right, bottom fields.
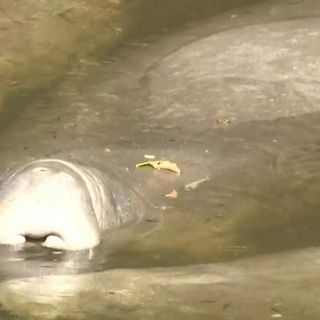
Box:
left=165, top=189, right=178, bottom=199
left=136, top=160, right=180, bottom=175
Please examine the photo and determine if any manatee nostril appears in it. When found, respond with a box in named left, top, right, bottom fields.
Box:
left=24, top=235, right=47, bottom=243
left=24, top=232, right=63, bottom=244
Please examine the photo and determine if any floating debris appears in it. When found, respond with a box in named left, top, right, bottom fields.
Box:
left=104, top=148, right=112, bottom=153
left=215, top=117, right=231, bottom=125
left=136, top=160, right=180, bottom=175
left=225, top=245, right=248, bottom=253
left=144, top=154, right=156, bottom=159
left=270, top=304, right=283, bottom=319
left=165, top=190, right=178, bottom=199
left=185, top=177, right=209, bottom=191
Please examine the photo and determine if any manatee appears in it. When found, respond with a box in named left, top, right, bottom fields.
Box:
left=0, top=158, right=146, bottom=251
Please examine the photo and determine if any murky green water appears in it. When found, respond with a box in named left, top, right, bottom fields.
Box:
left=1, top=0, right=320, bottom=319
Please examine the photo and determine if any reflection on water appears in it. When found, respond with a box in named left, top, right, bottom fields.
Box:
left=1, top=0, right=320, bottom=318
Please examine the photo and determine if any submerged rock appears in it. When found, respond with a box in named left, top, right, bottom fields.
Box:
left=0, top=0, right=257, bottom=113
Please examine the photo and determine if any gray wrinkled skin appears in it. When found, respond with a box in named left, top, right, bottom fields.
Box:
left=0, top=158, right=145, bottom=251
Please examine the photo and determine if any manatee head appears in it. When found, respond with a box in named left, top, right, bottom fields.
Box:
left=0, top=159, right=103, bottom=251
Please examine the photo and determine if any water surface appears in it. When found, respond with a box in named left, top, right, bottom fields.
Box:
left=1, top=1, right=320, bottom=318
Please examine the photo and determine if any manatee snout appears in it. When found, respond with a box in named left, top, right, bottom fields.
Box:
left=0, top=159, right=143, bottom=251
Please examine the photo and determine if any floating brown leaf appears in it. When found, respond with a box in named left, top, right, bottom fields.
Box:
left=165, top=189, right=178, bottom=199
